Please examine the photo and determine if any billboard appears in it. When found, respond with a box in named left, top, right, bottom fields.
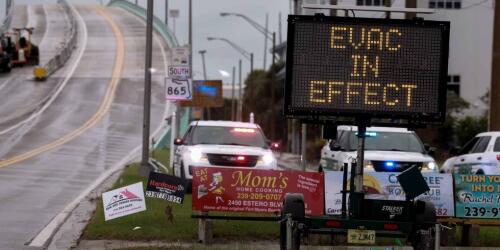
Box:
left=285, top=16, right=450, bottom=122
left=192, top=167, right=324, bottom=215
left=324, top=171, right=454, bottom=217
left=455, top=174, right=500, bottom=219
left=179, top=80, right=223, bottom=107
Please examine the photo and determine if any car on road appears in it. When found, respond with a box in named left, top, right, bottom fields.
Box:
left=441, top=131, right=500, bottom=174
left=319, top=126, right=438, bottom=173
left=173, top=120, right=279, bottom=189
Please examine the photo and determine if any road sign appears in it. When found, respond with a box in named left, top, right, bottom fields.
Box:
left=165, top=77, right=192, bottom=100
left=168, top=65, right=190, bottom=78
left=284, top=16, right=450, bottom=123
left=179, top=80, right=224, bottom=107
left=171, top=46, right=190, bottom=66
left=169, top=9, right=179, bottom=18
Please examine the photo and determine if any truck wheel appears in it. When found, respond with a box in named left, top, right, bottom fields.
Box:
left=280, top=193, right=305, bottom=250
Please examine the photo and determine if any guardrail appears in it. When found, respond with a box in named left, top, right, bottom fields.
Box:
left=33, top=0, right=77, bottom=80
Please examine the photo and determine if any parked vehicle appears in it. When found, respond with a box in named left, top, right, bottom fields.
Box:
left=319, top=126, right=438, bottom=173
left=173, top=120, right=279, bottom=190
left=441, top=131, right=500, bottom=174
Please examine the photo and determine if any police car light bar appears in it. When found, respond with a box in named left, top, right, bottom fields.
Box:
left=302, top=4, right=436, bottom=14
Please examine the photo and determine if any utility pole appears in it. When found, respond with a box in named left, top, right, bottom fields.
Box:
left=199, top=50, right=207, bottom=80
left=199, top=50, right=210, bottom=120
left=405, top=0, right=417, bottom=19
left=271, top=32, right=276, bottom=140
left=141, top=0, right=154, bottom=174
left=278, top=12, right=282, bottom=44
left=165, top=0, right=168, bottom=26
left=238, top=59, right=242, bottom=121
left=250, top=53, right=254, bottom=73
left=263, top=13, right=268, bottom=69
left=231, top=66, right=236, bottom=121
left=490, top=0, right=500, bottom=130
left=384, top=0, right=391, bottom=18
left=329, top=0, right=337, bottom=16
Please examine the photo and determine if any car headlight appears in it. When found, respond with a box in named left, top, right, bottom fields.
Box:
left=190, top=150, right=207, bottom=162
left=364, top=160, right=373, bottom=170
left=422, top=161, right=437, bottom=171
left=260, top=151, right=275, bottom=165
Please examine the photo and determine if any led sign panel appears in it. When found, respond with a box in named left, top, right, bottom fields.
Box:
left=284, top=16, right=450, bottom=122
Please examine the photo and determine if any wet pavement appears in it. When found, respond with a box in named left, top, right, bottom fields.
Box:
left=0, top=4, right=171, bottom=249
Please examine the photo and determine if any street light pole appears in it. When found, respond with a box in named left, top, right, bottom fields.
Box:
left=141, top=0, right=154, bottom=174
left=263, top=13, right=268, bottom=69
left=238, top=59, right=242, bottom=122
left=231, top=66, right=236, bottom=121
left=165, top=0, right=168, bottom=26
left=199, top=50, right=207, bottom=80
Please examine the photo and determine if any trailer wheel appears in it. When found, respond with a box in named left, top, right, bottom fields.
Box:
left=280, top=193, right=305, bottom=250
left=412, top=229, right=435, bottom=250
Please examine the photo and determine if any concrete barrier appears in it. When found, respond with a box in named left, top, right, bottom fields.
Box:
left=34, top=0, right=77, bottom=80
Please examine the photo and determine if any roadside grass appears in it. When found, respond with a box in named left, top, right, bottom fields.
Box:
left=82, top=163, right=279, bottom=242
left=151, top=148, right=170, bottom=169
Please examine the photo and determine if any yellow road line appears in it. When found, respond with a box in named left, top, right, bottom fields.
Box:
left=0, top=6, right=125, bottom=168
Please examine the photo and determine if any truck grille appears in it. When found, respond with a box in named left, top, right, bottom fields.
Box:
left=372, top=161, right=422, bottom=172
left=206, top=154, right=259, bottom=167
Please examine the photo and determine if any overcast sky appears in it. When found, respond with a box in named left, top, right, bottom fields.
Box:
left=12, top=0, right=292, bottom=85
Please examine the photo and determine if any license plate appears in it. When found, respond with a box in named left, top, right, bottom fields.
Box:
left=347, top=229, right=376, bottom=245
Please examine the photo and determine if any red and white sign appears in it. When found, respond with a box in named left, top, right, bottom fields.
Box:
left=102, top=182, right=146, bottom=221
left=192, top=167, right=324, bottom=215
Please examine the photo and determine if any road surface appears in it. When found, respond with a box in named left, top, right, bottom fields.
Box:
left=0, top=4, right=171, bottom=249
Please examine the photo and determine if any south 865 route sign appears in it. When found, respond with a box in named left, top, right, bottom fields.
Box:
left=165, top=77, right=192, bottom=101
left=284, top=15, right=450, bottom=122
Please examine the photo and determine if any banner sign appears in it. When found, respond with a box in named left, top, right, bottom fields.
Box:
left=146, top=172, right=187, bottom=204
left=192, top=167, right=324, bottom=215
left=102, top=182, right=146, bottom=221
left=324, top=171, right=454, bottom=217
left=455, top=174, right=500, bottom=218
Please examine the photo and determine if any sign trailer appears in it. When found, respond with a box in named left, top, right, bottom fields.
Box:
left=281, top=14, right=450, bottom=249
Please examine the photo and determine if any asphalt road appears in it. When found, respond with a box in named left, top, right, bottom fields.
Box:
left=0, top=4, right=171, bottom=249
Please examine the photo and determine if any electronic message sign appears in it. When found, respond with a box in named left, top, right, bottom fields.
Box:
left=284, top=16, right=450, bottom=122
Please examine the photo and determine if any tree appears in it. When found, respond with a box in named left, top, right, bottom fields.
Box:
left=243, top=62, right=285, bottom=140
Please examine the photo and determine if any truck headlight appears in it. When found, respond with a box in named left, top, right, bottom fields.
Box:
left=422, top=161, right=437, bottom=171
left=190, top=150, right=207, bottom=162
left=260, top=152, right=275, bottom=165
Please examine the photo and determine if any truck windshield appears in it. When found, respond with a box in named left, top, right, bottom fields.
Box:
left=191, top=126, right=268, bottom=148
left=347, top=131, right=424, bottom=153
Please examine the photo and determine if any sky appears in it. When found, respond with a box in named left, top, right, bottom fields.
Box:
left=10, top=0, right=292, bottom=86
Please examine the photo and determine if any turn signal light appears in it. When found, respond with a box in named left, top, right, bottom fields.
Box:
left=383, top=223, right=399, bottom=231
left=497, top=154, right=500, bottom=161
left=326, top=220, right=342, bottom=228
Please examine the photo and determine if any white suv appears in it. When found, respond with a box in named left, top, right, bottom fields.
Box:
left=319, top=126, right=438, bottom=173
left=173, top=121, right=278, bottom=186
left=441, top=131, right=500, bottom=174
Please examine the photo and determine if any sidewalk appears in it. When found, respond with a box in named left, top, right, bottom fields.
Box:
left=277, top=152, right=318, bottom=172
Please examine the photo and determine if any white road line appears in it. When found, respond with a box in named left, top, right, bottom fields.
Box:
left=0, top=4, right=85, bottom=136
left=29, top=6, right=173, bottom=248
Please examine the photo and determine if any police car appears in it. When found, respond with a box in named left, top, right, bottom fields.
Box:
left=173, top=120, right=278, bottom=188
left=319, top=126, right=438, bottom=173
left=441, top=131, right=500, bottom=174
